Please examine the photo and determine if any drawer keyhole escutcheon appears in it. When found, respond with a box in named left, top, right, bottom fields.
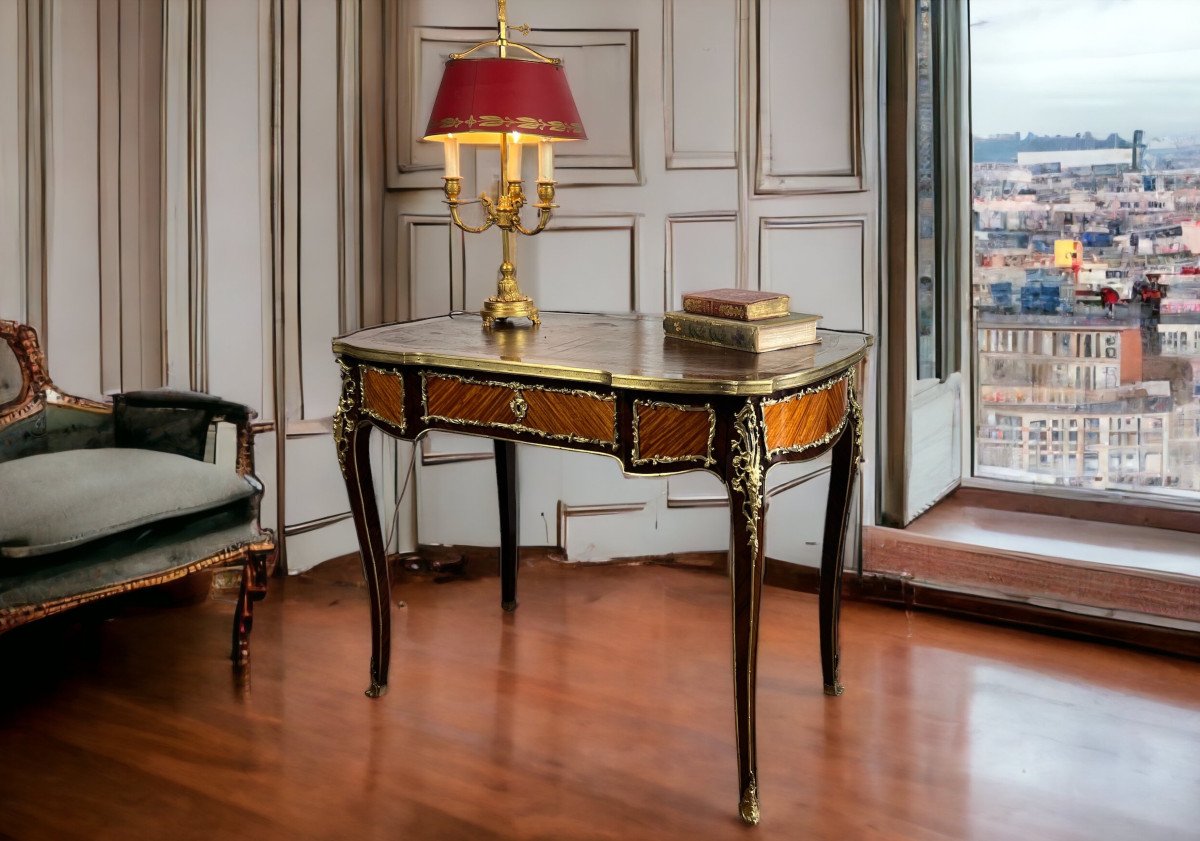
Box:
left=509, top=392, right=529, bottom=422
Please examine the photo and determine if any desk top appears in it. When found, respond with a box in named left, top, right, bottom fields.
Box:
left=334, top=312, right=872, bottom=396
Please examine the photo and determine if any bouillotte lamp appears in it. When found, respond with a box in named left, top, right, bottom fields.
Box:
left=423, top=0, right=586, bottom=327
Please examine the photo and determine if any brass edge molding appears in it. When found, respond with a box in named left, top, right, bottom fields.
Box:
left=631, top=398, right=716, bottom=467
left=848, top=365, right=865, bottom=465
left=359, top=363, right=406, bottom=433
left=333, top=336, right=873, bottom=396
left=728, top=398, right=764, bottom=829
left=332, top=358, right=359, bottom=474
left=729, top=399, right=765, bottom=562
left=760, top=369, right=854, bottom=459
left=419, top=370, right=619, bottom=449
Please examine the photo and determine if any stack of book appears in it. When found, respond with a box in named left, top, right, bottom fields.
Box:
left=663, top=288, right=821, bottom=353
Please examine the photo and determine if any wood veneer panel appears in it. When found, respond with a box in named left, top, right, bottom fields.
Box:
left=522, top=389, right=616, bottom=444
left=360, top=367, right=405, bottom=429
left=423, top=373, right=616, bottom=443
left=424, top=375, right=514, bottom=425
left=635, top=403, right=712, bottom=462
left=762, top=379, right=848, bottom=454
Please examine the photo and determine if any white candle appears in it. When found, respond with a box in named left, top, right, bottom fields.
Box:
left=538, top=139, right=554, bottom=182
left=505, top=133, right=523, bottom=183
left=442, top=136, right=460, bottom=179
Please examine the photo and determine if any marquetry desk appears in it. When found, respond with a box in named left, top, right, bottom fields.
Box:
left=331, top=312, right=872, bottom=825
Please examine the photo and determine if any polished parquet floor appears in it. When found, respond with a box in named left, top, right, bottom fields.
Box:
left=2, top=555, right=1199, bottom=841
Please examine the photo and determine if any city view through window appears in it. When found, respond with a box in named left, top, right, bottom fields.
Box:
left=970, top=0, right=1200, bottom=497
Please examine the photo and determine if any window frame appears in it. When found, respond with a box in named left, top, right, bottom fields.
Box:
left=882, top=0, right=1200, bottom=526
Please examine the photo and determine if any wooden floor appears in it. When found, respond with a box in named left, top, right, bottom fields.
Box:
left=2, top=555, right=1200, bottom=841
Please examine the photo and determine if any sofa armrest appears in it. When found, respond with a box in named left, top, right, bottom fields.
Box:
left=116, top=389, right=256, bottom=423
left=113, top=389, right=260, bottom=464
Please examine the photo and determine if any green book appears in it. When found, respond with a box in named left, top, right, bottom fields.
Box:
left=663, top=310, right=821, bottom=353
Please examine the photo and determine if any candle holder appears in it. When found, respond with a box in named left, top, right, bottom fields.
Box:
left=423, top=0, right=585, bottom=328
left=442, top=136, right=558, bottom=327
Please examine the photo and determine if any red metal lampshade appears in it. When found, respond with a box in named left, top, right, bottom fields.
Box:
left=423, top=57, right=586, bottom=144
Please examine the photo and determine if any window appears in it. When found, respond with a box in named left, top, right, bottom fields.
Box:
left=969, top=0, right=1200, bottom=498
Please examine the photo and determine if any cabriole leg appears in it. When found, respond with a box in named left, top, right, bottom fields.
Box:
left=819, top=394, right=863, bottom=697
left=495, top=440, right=519, bottom=612
left=335, top=362, right=392, bottom=698
left=725, top=401, right=767, bottom=826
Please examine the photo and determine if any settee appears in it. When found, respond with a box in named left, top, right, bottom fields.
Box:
left=0, top=319, right=275, bottom=666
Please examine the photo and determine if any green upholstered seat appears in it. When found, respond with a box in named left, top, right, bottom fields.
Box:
left=0, top=448, right=257, bottom=558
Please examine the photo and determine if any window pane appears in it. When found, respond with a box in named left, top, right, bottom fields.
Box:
left=916, top=0, right=939, bottom=379
left=970, top=0, right=1200, bottom=496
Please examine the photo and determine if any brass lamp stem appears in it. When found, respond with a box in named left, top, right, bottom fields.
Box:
left=498, top=0, right=507, bottom=57
left=442, top=131, right=554, bottom=327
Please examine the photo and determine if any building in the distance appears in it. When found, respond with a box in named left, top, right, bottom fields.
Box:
left=976, top=314, right=1174, bottom=489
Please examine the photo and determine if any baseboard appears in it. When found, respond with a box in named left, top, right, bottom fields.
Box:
left=308, top=543, right=1200, bottom=661
left=848, top=573, right=1200, bottom=660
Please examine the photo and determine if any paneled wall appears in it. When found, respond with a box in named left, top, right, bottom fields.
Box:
left=1, top=0, right=165, bottom=397
left=1, top=0, right=880, bottom=572
left=389, top=0, right=880, bottom=565
left=0, top=0, right=393, bottom=574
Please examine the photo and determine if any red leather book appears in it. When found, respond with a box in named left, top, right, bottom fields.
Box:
left=681, top=288, right=791, bottom=321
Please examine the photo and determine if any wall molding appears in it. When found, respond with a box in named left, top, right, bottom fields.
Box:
left=162, top=0, right=207, bottom=390
left=752, top=0, right=865, bottom=194
left=396, top=213, right=460, bottom=320
left=663, top=0, right=739, bottom=170
left=664, top=212, right=738, bottom=310
left=419, top=434, right=493, bottom=466
left=20, top=0, right=48, bottom=336
left=529, top=212, right=640, bottom=312
left=556, top=500, right=648, bottom=552
left=758, top=214, right=868, bottom=331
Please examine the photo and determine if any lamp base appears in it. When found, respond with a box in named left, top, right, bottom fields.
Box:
left=481, top=296, right=540, bottom=328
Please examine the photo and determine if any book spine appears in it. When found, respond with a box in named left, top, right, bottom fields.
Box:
left=681, top=297, right=789, bottom=321
left=682, top=298, right=754, bottom=320
left=664, top=314, right=762, bottom=351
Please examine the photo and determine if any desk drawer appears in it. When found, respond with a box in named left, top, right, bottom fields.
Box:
left=761, top=373, right=850, bottom=457
left=360, top=366, right=406, bottom=432
left=422, top=372, right=617, bottom=447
